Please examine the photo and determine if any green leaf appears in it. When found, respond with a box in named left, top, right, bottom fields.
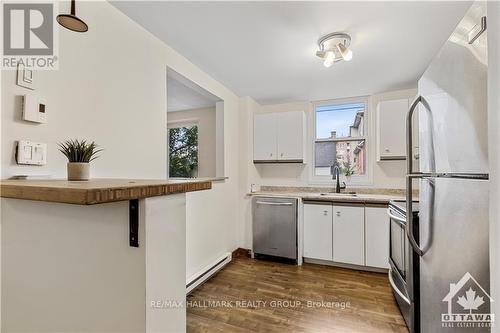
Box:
left=57, top=139, right=103, bottom=162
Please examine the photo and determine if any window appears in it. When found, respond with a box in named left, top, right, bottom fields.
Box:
left=168, top=124, right=198, bottom=178
left=313, top=98, right=368, bottom=182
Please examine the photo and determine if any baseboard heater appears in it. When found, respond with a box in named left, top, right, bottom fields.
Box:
left=186, top=252, right=232, bottom=294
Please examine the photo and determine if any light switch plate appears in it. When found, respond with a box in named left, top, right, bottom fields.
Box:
left=16, top=140, right=47, bottom=165
left=16, top=64, right=35, bottom=90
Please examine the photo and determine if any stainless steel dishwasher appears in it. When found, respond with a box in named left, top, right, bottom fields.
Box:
left=252, top=196, right=297, bottom=262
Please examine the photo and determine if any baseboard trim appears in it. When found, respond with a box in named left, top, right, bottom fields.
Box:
left=186, top=252, right=232, bottom=294
left=303, top=257, right=388, bottom=273
left=232, top=247, right=251, bottom=258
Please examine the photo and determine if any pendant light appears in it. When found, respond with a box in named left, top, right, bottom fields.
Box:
left=57, top=0, right=88, bottom=33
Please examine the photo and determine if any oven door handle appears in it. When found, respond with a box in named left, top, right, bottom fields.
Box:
left=388, top=269, right=411, bottom=305
left=387, top=208, right=406, bottom=226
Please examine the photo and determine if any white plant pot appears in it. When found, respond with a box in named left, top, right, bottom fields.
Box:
left=67, top=162, right=90, bottom=181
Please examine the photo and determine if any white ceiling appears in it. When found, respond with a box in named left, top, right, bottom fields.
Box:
left=167, top=68, right=221, bottom=112
left=112, top=1, right=472, bottom=104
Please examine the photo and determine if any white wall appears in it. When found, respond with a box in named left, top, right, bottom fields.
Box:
left=242, top=88, right=417, bottom=191
left=1, top=0, right=241, bottom=287
left=488, top=1, right=500, bottom=330
left=238, top=88, right=416, bottom=248
left=238, top=96, right=260, bottom=248
left=168, top=107, right=217, bottom=178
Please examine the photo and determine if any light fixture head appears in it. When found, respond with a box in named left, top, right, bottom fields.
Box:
left=57, top=0, right=88, bottom=33
left=323, top=51, right=335, bottom=67
left=316, top=32, right=353, bottom=66
left=337, top=42, right=353, bottom=61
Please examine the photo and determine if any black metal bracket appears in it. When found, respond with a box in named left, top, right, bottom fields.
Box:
left=129, top=199, right=139, bottom=247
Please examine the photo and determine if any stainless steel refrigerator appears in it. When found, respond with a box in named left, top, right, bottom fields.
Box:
left=406, top=2, right=491, bottom=332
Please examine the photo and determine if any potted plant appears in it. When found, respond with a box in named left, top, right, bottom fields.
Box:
left=58, top=139, right=102, bottom=181
left=342, top=162, right=356, bottom=182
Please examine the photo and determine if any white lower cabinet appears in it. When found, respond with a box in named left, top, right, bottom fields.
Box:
left=303, top=203, right=389, bottom=269
left=365, top=206, right=390, bottom=268
left=303, top=204, right=333, bottom=261
left=332, top=205, right=365, bottom=266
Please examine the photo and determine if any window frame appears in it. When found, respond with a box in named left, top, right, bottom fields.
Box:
left=309, top=96, right=372, bottom=186
left=167, top=119, right=199, bottom=179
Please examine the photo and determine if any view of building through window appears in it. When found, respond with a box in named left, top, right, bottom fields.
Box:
left=314, top=102, right=366, bottom=178
left=168, top=125, right=199, bottom=178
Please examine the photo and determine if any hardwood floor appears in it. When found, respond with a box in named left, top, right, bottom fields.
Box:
left=187, top=257, right=408, bottom=333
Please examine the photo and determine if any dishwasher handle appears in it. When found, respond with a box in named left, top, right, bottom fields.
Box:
left=255, top=201, right=294, bottom=206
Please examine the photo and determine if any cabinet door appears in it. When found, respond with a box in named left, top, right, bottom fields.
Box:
left=377, top=99, right=409, bottom=160
left=253, top=113, right=277, bottom=161
left=303, top=204, right=333, bottom=261
left=276, top=111, right=304, bottom=161
left=332, top=205, right=365, bottom=266
left=365, top=207, right=390, bottom=268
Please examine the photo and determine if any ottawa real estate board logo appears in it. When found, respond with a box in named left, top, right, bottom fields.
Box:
left=442, top=272, right=494, bottom=329
left=2, top=1, right=59, bottom=69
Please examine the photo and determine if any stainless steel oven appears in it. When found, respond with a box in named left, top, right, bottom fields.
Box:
left=388, top=200, right=419, bottom=333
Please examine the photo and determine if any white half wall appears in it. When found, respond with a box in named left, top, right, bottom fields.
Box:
left=145, top=194, right=187, bottom=333
left=1, top=0, right=241, bottom=301
left=1, top=199, right=145, bottom=332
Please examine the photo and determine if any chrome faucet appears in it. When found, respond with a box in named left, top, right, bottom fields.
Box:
left=332, top=165, right=347, bottom=193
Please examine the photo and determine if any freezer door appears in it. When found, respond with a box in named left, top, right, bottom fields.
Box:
left=419, top=178, right=490, bottom=332
left=418, top=2, right=488, bottom=175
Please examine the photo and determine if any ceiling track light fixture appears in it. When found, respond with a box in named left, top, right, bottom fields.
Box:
left=316, top=32, right=353, bottom=67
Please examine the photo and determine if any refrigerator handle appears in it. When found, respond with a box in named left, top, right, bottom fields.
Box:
left=406, top=96, right=425, bottom=256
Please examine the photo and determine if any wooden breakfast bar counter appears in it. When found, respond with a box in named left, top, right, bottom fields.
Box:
left=0, top=178, right=213, bottom=333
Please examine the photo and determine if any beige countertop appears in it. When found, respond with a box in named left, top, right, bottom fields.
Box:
left=248, top=190, right=406, bottom=205
left=0, top=178, right=213, bottom=205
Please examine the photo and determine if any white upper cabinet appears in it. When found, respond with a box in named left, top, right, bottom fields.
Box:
left=332, top=205, right=365, bottom=266
left=377, top=99, right=409, bottom=160
left=253, top=113, right=277, bottom=161
left=253, top=111, right=305, bottom=163
left=365, top=207, right=390, bottom=269
left=277, top=111, right=305, bottom=161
